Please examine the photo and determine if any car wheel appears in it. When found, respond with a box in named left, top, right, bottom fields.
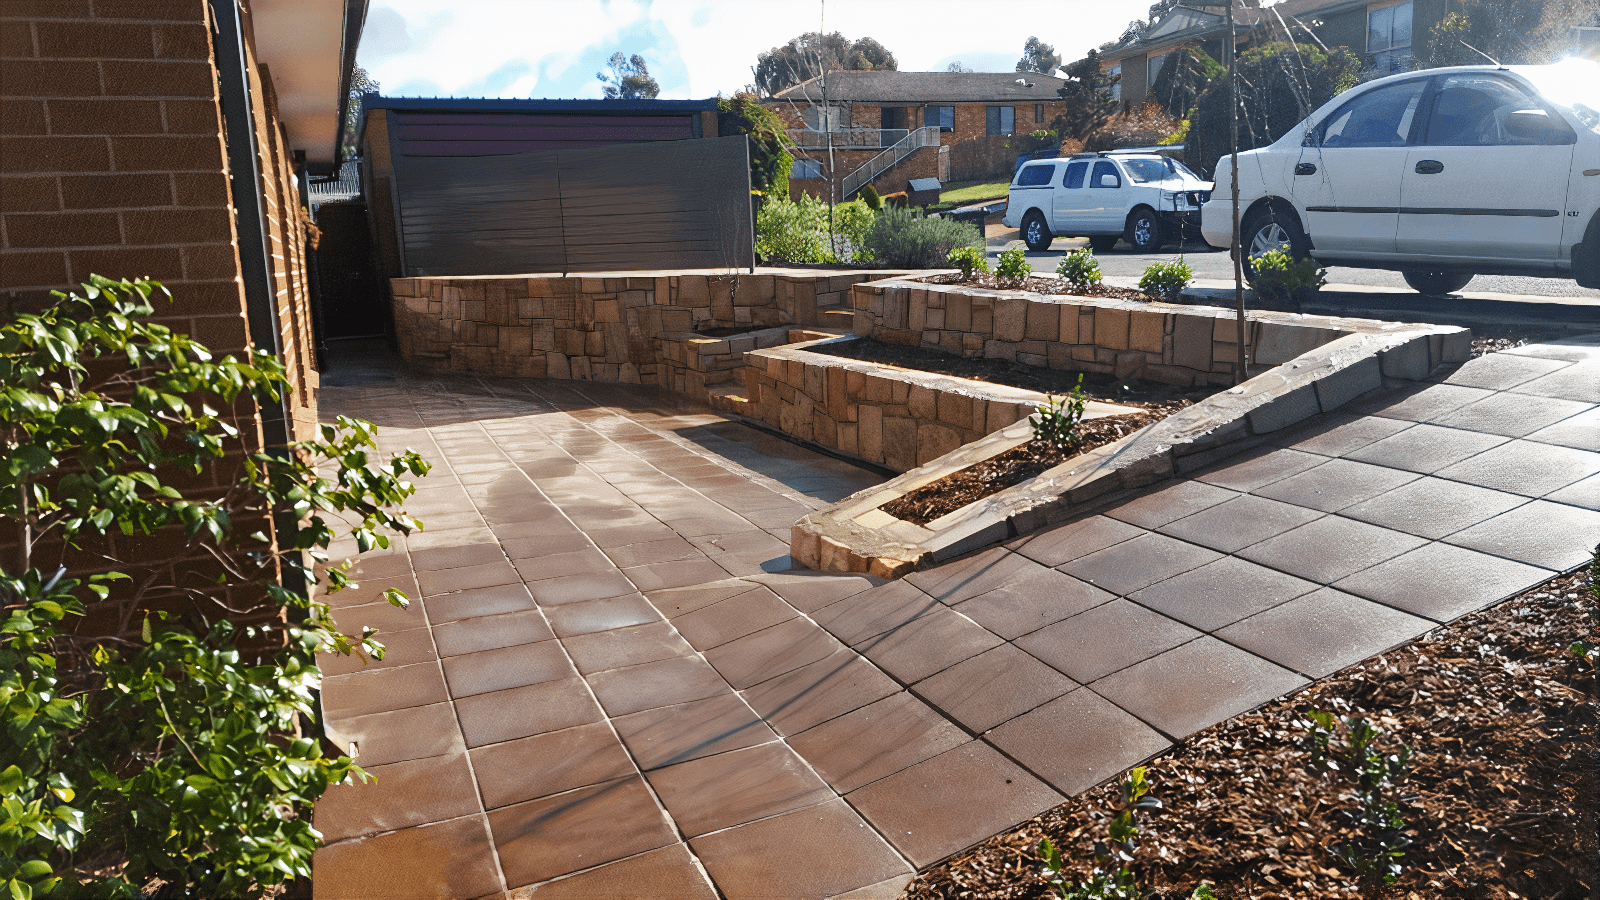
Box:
left=1022, top=211, right=1053, bottom=251
left=1088, top=235, right=1118, bottom=253
left=1240, top=206, right=1310, bottom=285
left=1402, top=271, right=1474, bottom=297
left=1126, top=208, right=1163, bottom=252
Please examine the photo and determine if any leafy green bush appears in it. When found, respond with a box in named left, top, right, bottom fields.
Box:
left=1301, top=711, right=1414, bottom=893
left=0, top=277, right=427, bottom=897
left=995, top=246, right=1032, bottom=286
left=1056, top=247, right=1103, bottom=288
left=861, top=207, right=982, bottom=268
left=1138, top=257, right=1193, bottom=300
left=1251, top=249, right=1327, bottom=303
left=718, top=93, right=793, bottom=196
left=830, top=199, right=877, bottom=263
left=755, top=194, right=829, bottom=263
left=1030, top=375, right=1087, bottom=450
left=859, top=182, right=883, bottom=210
left=946, top=246, right=988, bottom=280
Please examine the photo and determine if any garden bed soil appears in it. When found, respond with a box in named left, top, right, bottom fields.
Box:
left=905, top=563, right=1599, bottom=900
left=920, top=271, right=1151, bottom=300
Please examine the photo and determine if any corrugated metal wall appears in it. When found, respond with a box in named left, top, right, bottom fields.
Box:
left=391, top=134, right=753, bottom=276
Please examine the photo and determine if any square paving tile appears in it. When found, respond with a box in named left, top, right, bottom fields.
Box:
left=688, top=799, right=910, bottom=900
left=611, top=692, right=777, bottom=770
left=1443, top=499, right=1600, bottom=572
left=1441, top=353, right=1569, bottom=390
left=845, top=742, right=1062, bottom=869
left=1194, top=447, right=1325, bottom=492
left=1522, top=405, right=1599, bottom=452
left=543, top=593, right=663, bottom=638
left=1503, top=338, right=1600, bottom=363
left=649, top=578, right=765, bottom=618
left=500, top=531, right=595, bottom=560
left=748, top=571, right=883, bottom=613
left=527, top=571, right=639, bottom=606
left=1280, top=413, right=1411, bottom=457
left=506, top=843, right=717, bottom=900
left=787, top=692, right=969, bottom=794
left=602, top=537, right=703, bottom=568
left=583, top=523, right=682, bottom=549
left=810, top=579, right=943, bottom=646
left=1434, top=394, right=1594, bottom=439
left=561, top=620, right=695, bottom=675
left=321, top=662, right=450, bottom=719
left=1342, top=424, right=1508, bottom=475
left=511, top=548, right=616, bottom=583
left=1059, top=533, right=1223, bottom=596
left=984, top=689, right=1171, bottom=796
left=621, top=558, right=734, bottom=592
left=442, top=640, right=576, bottom=697
left=1334, top=541, right=1555, bottom=622
left=1251, top=458, right=1421, bottom=511
left=740, top=649, right=901, bottom=737
left=1357, top=382, right=1494, bottom=423
left=1512, top=360, right=1600, bottom=404
left=1548, top=473, right=1600, bottom=511
left=1009, top=515, right=1145, bottom=567
left=586, top=655, right=731, bottom=717
left=408, top=542, right=509, bottom=574
left=702, top=617, right=846, bottom=689
left=913, top=644, right=1078, bottom=733
left=470, top=722, right=637, bottom=810
left=1216, top=588, right=1434, bottom=679
left=312, top=814, right=502, bottom=900
left=319, top=627, right=439, bottom=677
left=1156, top=495, right=1324, bottom=554
left=855, top=607, right=1004, bottom=684
left=417, top=560, right=522, bottom=597
left=1337, top=477, right=1530, bottom=540
left=1091, top=637, right=1308, bottom=739
left=1103, top=479, right=1238, bottom=529
left=1237, top=515, right=1427, bottom=585
left=906, top=546, right=1050, bottom=604
left=431, top=608, right=554, bottom=657
left=671, top=587, right=795, bottom=651
left=646, top=742, right=835, bottom=838
left=1015, top=599, right=1202, bottom=683
left=329, top=597, right=429, bottom=635
left=323, top=702, right=464, bottom=768
left=314, top=749, right=481, bottom=843
left=1128, top=556, right=1320, bottom=632
left=454, top=678, right=604, bottom=748
left=1436, top=439, right=1600, bottom=497
left=488, top=776, right=678, bottom=889
left=952, top=568, right=1114, bottom=640
left=325, top=573, right=419, bottom=610
left=423, top=583, right=538, bottom=623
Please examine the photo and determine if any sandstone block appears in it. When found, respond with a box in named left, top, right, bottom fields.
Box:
left=917, top=422, right=963, bottom=466
left=1025, top=301, right=1059, bottom=342
left=1096, top=308, right=1131, bottom=350
left=994, top=297, right=1027, bottom=342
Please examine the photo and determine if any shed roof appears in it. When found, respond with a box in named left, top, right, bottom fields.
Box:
left=771, top=70, right=1069, bottom=103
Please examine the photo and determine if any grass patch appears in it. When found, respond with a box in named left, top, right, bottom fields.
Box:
left=930, top=178, right=1012, bottom=209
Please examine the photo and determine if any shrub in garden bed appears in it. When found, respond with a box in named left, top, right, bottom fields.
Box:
left=862, top=207, right=982, bottom=268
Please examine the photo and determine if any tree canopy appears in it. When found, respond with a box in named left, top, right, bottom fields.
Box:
left=597, top=52, right=660, bottom=100
left=755, top=32, right=897, bottom=97
left=342, top=64, right=379, bottom=158
left=1052, top=49, right=1121, bottom=141
left=1417, top=0, right=1593, bottom=68
left=1186, top=43, right=1361, bottom=177
left=1016, top=37, right=1061, bottom=75
left=718, top=93, right=794, bottom=196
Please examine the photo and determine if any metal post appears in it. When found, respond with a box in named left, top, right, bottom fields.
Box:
left=1227, top=0, right=1248, bottom=385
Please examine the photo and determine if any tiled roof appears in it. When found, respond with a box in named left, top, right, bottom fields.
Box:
left=771, top=71, right=1069, bottom=103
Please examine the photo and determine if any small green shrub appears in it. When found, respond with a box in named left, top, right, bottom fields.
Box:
left=995, top=246, right=1032, bottom=286
left=830, top=199, right=877, bottom=263
left=946, top=246, right=989, bottom=280
left=861, top=206, right=982, bottom=268
left=1251, top=249, right=1327, bottom=302
left=755, top=194, right=829, bottom=263
left=1030, top=375, right=1087, bottom=450
left=1056, top=247, right=1103, bottom=288
left=1138, top=257, right=1193, bottom=300
left=859, top=182, right=883, bottom=210
left=1301, top=711, right=1414, bottom=893
left=1039, top=766, right=1215, bottom=900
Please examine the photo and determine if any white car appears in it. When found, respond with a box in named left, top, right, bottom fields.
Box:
left=1201, top=60, right=1600, bottom=295
left=1003, top=151, right=1214, bottom=253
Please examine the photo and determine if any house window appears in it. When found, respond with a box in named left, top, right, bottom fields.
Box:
left=803, top=104, right=842, bottom=132
left=790, top=158, right=822, bottom=179
left=1110, top=64, right=1122, bottom=103
left=1148, top=52, right=1167, bottom=89
left=986, top=106, right=1016, bottom=135
left=1035, top=103, right=1045, bottom=123
left=1367, top=1, right=1413, bottom=73
left=881, top=107, right=908, bottom=131
left=924, top=105, right=955, bottom=131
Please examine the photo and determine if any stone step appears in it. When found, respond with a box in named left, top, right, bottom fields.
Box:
left=819, top=308, right=856, bottom=328
left=707, top=384, right=750, bottom=413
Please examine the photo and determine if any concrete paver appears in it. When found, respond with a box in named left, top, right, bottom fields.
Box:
left=312, top=338, right=1596, bottom=898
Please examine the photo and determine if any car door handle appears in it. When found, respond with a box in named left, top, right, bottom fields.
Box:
left=1294, top=162, right=1317, bottom=175
left=1414, top=159, right=1445, bottom=174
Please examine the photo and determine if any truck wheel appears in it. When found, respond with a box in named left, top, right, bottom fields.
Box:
left=1402, top=271, right=1474, bottom=297
left=1240, top=206, right=1310, bottom=285
left=1022, top=211, right=1053, bottom=251
left=1126, top=208, right=1163, bottom=252
left=1089, top=236, right=1118, bottom=253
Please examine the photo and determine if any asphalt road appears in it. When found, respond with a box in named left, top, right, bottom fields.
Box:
left=981, top=226, right=1598, bottom=331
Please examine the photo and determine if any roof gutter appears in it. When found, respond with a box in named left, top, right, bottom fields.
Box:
left=329, top=0, right=369, bottom=173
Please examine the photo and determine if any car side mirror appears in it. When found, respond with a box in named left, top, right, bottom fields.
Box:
left=1502, top=108, right=1574, bottom=144
left=1099, top=173, right=1120, bottom=188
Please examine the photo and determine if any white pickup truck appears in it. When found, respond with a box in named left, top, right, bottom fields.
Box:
left=1002, top=151, right=1214, bottom=253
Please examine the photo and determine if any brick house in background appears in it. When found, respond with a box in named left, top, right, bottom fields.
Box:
left=0, top=0, right=363, bottom=637
left=766, top=71, right=1070, bottom=201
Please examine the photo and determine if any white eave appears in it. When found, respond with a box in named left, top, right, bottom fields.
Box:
left=248, top=0, right=366, bottom=173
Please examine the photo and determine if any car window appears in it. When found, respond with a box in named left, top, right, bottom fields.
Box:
left=1121, top=158, right=1172, bottom=183
left=1091, top=160, right=1121, bottom=188
left=1317, top=79, right=1427, bottom=148
left=1015, top=163, right=1055, bottom=187
left=1064, top=160, right=1088, bottom=189
left=1424, top=73, right=1576, bottom=146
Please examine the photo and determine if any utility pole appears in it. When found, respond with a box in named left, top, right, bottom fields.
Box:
left=821, top=0, right=837, bottom=249
left=1227, top=0, right=1247, bottom=384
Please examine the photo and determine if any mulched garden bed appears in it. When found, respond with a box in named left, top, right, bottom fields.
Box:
left=920, top=272, right=1151, bottom=301
left=905, top=562, right=1600, bottom=900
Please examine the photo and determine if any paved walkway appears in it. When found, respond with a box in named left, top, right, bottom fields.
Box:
left=311, top=337, right=1598, bottom=900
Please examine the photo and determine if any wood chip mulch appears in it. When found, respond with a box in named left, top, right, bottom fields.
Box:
left=920, top=272, right=1151, bottom=301
left=903, top=563, right=1600, bottom=900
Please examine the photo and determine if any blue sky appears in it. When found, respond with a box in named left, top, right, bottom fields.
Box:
left=357, top=0, right=1145, bottom=100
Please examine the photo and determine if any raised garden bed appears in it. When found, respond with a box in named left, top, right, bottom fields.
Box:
left=920, top=271, right=1149, bottom=301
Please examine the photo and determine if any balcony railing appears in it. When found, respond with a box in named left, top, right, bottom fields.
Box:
left=842, top=126, right=941, bottom=198
left=786, top=128, right=910, bottom=150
